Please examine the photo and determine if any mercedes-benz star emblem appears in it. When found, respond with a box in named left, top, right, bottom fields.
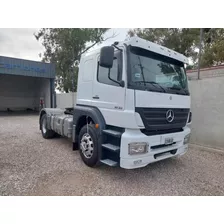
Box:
left=166, top=110, right=174, bottom=123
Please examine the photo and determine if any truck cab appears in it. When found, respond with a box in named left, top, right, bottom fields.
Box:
left=39, top=36, right=191, bottom=169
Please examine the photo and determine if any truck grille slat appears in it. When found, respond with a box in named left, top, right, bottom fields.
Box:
left=136, top=107, right=189, bottom=132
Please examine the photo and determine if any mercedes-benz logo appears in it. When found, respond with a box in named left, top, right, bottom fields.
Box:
left=166, top=109, right=174, bottom=123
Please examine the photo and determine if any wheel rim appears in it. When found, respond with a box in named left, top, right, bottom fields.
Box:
left=42, top=117, right=47, bottom=134
left=80, top=133, right=94, bottom=159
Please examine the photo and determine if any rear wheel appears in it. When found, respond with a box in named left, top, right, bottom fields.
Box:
left=40, top=114, right=56, bottom=139
left=78, top=124, right=100, bottom=167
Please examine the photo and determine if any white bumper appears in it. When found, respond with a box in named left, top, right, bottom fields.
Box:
left=120, top=127, right=190, bottom=169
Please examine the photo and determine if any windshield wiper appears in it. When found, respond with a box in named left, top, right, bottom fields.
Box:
left=134, top=81, right=166, bottom=93
left=169, top=86, right=181, bottom=90
left=146, top=81, right=167, bottom=93
left=168, top=86, right=188, bottom=95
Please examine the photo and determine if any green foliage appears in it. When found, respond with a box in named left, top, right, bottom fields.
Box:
left=186, top=64, right=194, bottom=70
left=35, top=28, right=109, bottom=92
left=128, top=28, right=200, bottom=58
left=201, top=29, right=224, bottom=67
left=128, top=28, right=224, bottom=68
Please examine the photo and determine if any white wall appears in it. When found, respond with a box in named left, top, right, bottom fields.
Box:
left=0, top=74, right=51, bottom=111
left=187, top=66, right=224, bottom=150
left=189, top=77, right=224, bottom=149
left=56, top=92, right=77, bottom=108
left=187, top=65, right=224, bottom=80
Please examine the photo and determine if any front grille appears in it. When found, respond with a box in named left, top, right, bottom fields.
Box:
left=136, top=107, right=190, bottom=132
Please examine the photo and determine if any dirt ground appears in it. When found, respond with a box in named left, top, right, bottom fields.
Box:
left=0, top=113, right=224, bottom=196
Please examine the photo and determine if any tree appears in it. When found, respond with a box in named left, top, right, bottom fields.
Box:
left=35, top=28, right=111, bottom=92
left=128, top=28, right=200, bottom=62
left=201, top=28, right=224, bottom=67
left=128, top=28, right=224, bottom=68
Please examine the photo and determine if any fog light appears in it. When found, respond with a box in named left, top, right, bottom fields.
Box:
left=184, top=134, right=190, bottom=145
left=128, top=142, right=148, bottom=155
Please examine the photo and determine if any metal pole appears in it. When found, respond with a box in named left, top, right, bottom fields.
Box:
left=71, top=68, right=74, bottom=108
left=71, top=43, right=75, bottom=109
left=197, top=28, right=203, bottom=80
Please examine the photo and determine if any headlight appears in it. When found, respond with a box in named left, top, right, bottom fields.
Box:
left=184, top=134, right=190, bottom=145
left=128, top=142, right=148, bottom=155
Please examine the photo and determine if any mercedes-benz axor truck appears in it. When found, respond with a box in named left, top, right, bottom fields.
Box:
left=39, top=36, right=192, bottom=169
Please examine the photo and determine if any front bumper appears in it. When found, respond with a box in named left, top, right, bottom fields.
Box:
left=120, top=127, right=190, bottom=169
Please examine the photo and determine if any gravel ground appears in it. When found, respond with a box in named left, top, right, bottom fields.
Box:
left=0, top=113, right=224, bottom=196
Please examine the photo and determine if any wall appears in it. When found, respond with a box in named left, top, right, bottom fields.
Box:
left=56, top=92, right=77, bottom=109
left=0, top=74, right=51, bottom=111
left=187, top=65, right=224, bottom=149
left=187, top=65, right=224, bottom=80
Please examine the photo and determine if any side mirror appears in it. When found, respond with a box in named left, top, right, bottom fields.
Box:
left=99, top=46, right=114, bottom=68
left=119, top=80, right=125, bottom=87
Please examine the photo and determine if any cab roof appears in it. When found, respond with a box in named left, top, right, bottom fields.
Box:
left=82, top=36, right=189, bottom=64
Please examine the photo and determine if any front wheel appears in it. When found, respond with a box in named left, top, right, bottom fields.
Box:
left=78, top=124, right=100, bottom=167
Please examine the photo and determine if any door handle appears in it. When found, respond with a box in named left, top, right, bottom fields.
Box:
left=92, top=95, right=100, bottom=99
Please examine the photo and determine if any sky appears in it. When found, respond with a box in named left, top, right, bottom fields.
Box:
left=0, top=28, right=130, bottom=61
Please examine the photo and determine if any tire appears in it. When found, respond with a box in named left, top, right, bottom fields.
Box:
left=40, top=114, right=56, bottom=139
left=78, top=124, right=100, bottom=167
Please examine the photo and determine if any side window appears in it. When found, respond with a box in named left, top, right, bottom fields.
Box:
left=97, top=57, right=120, bottom=86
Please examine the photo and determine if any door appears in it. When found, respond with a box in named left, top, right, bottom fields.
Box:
left=92, top=50, right=125, bottom=113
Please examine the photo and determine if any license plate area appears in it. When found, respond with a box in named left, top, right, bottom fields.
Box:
left=164, top=137, right=174, bottom=145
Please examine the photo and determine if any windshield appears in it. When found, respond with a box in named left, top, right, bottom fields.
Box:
left=128, top=46, right=189, bottom=95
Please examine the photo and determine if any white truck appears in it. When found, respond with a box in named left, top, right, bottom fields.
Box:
left=39, top=36, right=192, bottom=169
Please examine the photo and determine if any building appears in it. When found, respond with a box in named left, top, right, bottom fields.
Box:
left=0, top=55, right=56, bottom=112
